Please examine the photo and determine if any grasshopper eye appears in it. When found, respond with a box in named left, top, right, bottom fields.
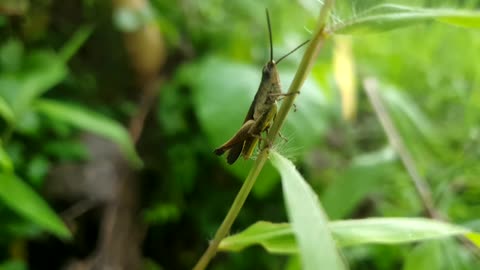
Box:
left=262, top=66, right=271, bottom=78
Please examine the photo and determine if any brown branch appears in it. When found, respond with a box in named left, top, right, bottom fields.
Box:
left=128, top=78, right=163, bottom=143
left=363, top=78, right=439, bottom=218
left=363, top=78, right=480, bottom=259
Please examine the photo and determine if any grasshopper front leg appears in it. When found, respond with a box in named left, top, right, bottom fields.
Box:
left=269, top=91, right=300, bottom=99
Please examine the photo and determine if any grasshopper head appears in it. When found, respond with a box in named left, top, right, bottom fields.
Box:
left=261, top=60, right=279, bottom=83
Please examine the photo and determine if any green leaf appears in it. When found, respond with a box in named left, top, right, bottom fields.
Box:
left=0, top=172, right=71, bottom=239
left=0, top=39, right=24, bottom=72
left=0, top=51, right=67, bottom=116
left=0, top=95, right=14, bottom=123
left=331, top=218, right=470, bottom=246
left=143, top=203, right=181, bottom=225
left=219, top=221, right=296, bottom=253
left=35, top=99, right=142, bottom=168
left=270, top=151, right=346, bottom=270
left=0, top=139, right=13, bottom=172
left=59, top=25, right=94, bottom=62
left=466, top=233, right=480, bottom=248
left=219, top=218, right=476, bottom=254
left=321, top=147, right=396, bottom=219
left=403, top=242, right=443, bottom=270
left=331, top=4, right=480, bottom=34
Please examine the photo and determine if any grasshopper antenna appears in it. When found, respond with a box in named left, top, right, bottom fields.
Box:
left=266, top=8, right=274, bottom=62
left=276, top=39, right=310, bottom=64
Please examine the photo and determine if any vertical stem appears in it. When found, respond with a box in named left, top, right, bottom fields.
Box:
left=363, top=78, right=439, bottom=218
left=363, top=78, right=480, bottom=257
left=193, top=151, right=268, bottom=270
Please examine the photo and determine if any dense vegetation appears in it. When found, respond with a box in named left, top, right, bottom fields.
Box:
left=0, top=0, right=479, bottom=269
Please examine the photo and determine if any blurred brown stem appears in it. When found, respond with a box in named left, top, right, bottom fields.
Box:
left=363, top=78, right=480, bottom=258
left=363, top=78, right=439, bottom=219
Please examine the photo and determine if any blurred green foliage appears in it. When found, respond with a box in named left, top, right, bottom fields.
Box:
left=0, top=0, right=479, bottom=269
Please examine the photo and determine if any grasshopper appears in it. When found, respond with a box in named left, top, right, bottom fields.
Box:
left=214, top=9, right=309, bottom=164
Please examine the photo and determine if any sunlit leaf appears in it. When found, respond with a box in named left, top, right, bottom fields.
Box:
left=0, top=172, right=71, bottom=239
left=331, top=4, right=480, bottom=34
left=219, top=218, right=477, bottom=254
left=0, top=51, right=67, bottom=116
left=466, top=233, right=480, bottom=248
left=333, top=36, right=357, bottom=121
left=35, top=99, right=142, bottom=168
left=331, top=218, right=470, bottom=246
left=219, top=221, right=296, bottom=253
left=0, top=27, right=89, bottom=121
left=270, top=151, right=346, bottom=270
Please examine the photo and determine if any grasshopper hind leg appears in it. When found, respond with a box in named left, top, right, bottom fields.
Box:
left=226, top=142, right=244, bottom=164
left=214, top=120, right=256, bottom=164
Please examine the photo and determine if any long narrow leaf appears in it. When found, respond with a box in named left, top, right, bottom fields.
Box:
left=331, top=218, right=470, bottom=246
left=35, top=99, right=142, bottom=168
left=0, top=139, right=13, bottom=172
left=219, top=221, right=296, bottom=254
left=0, top=172, right=71, bottom=239
left=219, top=218, right=477, bottom=253
left=331, top=5, right=480, bottom=34
left=270, top=151, right=346, bottom=270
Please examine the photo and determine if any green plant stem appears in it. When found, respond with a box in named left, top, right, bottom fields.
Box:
left=193, top=1, right=334, bottom=269
left=266, top=3, right=332, bottom=142
left=193, top=151, right=269, bottom=270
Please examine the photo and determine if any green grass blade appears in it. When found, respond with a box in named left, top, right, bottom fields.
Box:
left=0, top=172, right=71, bottom=239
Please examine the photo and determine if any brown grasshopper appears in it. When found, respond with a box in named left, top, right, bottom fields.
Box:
left=214, top=9, right=309, bottom=164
